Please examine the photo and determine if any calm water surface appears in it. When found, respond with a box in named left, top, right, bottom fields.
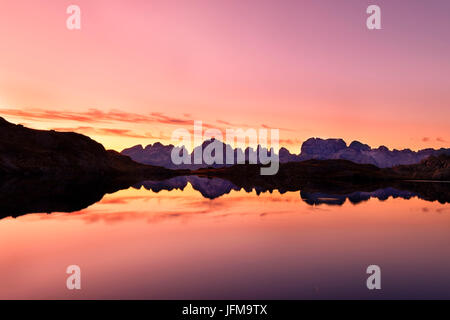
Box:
left=0, top=179, right=449, bottom=299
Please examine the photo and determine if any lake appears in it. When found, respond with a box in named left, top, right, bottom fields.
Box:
left=0, top=177, right=449, bottom=299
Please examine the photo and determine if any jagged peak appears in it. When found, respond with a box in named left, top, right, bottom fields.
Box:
left=377, top=145, right=390, bottom=152
left=349, top=140, right=371, bottom=151
left=122, top=144, right=144, bottom=153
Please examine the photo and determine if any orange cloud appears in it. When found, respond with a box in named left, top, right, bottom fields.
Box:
left=279, top=138, right=303, bottom=146
left=0, top=108, right=237, bottom=131
left=1, top=108, right=154, bottom=124
left=423, top=137, right=447, bottom=143
left=52, top=126, right=170, bottom=140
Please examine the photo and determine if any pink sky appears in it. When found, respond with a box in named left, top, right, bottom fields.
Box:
left=0, top=0, right=449, bottom=152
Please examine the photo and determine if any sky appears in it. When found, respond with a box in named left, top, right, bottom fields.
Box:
left=0, top=0, right=449, bottom=152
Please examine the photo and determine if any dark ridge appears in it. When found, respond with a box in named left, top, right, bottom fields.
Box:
left=0, top=116, right=186, bottom=179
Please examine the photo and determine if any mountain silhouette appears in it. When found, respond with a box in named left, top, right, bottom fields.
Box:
left=298, top=138, right=450, bottom=168
left=1, top=117, right=448, bottom=180
left=122, top=138, right=275, bottom=170
left=0, top=117, right=182, bottom=179
left=122, top=138, right=450, bottom=169
left=1, top=117, right=448, bottom=219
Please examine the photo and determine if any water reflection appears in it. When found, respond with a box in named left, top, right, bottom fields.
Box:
left=300, top=188, right=418, bottom=206
left=0, top=180, right=449, bottom=299
left=0, top=175, right=449, bottom=218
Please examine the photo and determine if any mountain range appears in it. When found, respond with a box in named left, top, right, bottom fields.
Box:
left=0, top=116, right=449, bottom=218
left=122, top=138, right=450, bottom=169
left=1, top=116, right=448, bottom=182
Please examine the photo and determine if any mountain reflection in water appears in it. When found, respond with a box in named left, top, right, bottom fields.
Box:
left=0, top=175, right=449, bottom=300
left=0, top=175, right=449, bottom=218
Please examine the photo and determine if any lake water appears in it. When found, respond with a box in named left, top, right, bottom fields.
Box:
left=0, top=177, right=449, bottom=299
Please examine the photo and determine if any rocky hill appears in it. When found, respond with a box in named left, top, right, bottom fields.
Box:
left=0, top=117, right=179, bottom=178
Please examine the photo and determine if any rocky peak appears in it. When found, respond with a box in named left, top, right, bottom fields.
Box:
left=300, top=138, right=347, bottom=159
left=349, top=141, right=371, bottom=152
left=377, top=146, right=390, bottom=152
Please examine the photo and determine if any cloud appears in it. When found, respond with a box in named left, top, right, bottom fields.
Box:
left=0, top=108, right=155, bottom=124
left=0, top=107, right=232, bottom=130
left=52, top=126, right=170, bottom=140
left=1, top=107, right=298, bottom=144
left=262, top=123, right=296, bottom=132
left=278, top=138, right=303, bottom=146
left=216, top=119, right=233, bottom=126
left=150, top=112, right=194, bottom=125
left=422, top=136, right=447, bottom=143
left=0, top=107, right=207, bottom=127
left=215, top=120, right=296, bottom=133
